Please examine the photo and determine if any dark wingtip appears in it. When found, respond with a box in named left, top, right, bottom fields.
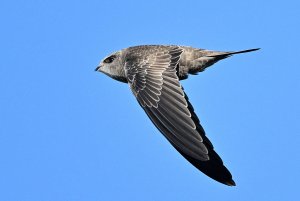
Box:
left=231, top=48, right=260, bottom=54
left=207, top=48, right=260, bottom=58
left=171, top=144, right=236, bottom=186
left=243, top=48, right=260, bottom=52
left=225, top=179, right=236, bottom=186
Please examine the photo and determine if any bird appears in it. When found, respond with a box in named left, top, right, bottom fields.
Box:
left=95, top=45, right=259, bottom=186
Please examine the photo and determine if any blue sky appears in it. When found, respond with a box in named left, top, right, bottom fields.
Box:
left=1, top=0, right=299, bottom=200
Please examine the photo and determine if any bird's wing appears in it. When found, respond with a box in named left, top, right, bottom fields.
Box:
left=125, top=46, right=235, bottom=185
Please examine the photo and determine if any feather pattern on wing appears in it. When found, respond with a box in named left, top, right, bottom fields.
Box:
left=125, top=46, right=209, bottom=160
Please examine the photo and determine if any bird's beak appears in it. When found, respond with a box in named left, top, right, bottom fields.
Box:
left=95, top=65, right=101, bottom=72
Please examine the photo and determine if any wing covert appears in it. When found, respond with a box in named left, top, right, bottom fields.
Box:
left=125, top=47, right=209, bottom=160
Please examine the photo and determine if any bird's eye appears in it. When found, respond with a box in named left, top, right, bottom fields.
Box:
left=104, top=56, right=115, bottom=63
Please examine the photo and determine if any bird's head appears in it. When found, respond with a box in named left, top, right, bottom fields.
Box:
left=95, top=51, right=127, bottom=83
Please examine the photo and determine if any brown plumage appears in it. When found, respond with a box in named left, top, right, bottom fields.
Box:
left=95, top=45, right=259, bottom=186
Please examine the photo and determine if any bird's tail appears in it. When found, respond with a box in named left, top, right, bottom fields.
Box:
left=187, top=48, right=259, bottom=74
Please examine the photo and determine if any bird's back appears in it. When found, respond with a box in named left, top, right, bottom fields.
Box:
left=125, top=45, right=236, bottom=80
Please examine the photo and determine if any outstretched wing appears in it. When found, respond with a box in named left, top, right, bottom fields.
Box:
left=125, top=46, right=235, bottom=185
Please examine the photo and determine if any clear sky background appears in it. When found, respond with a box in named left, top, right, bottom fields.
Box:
left=1, top=0, right=299, bottom=201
